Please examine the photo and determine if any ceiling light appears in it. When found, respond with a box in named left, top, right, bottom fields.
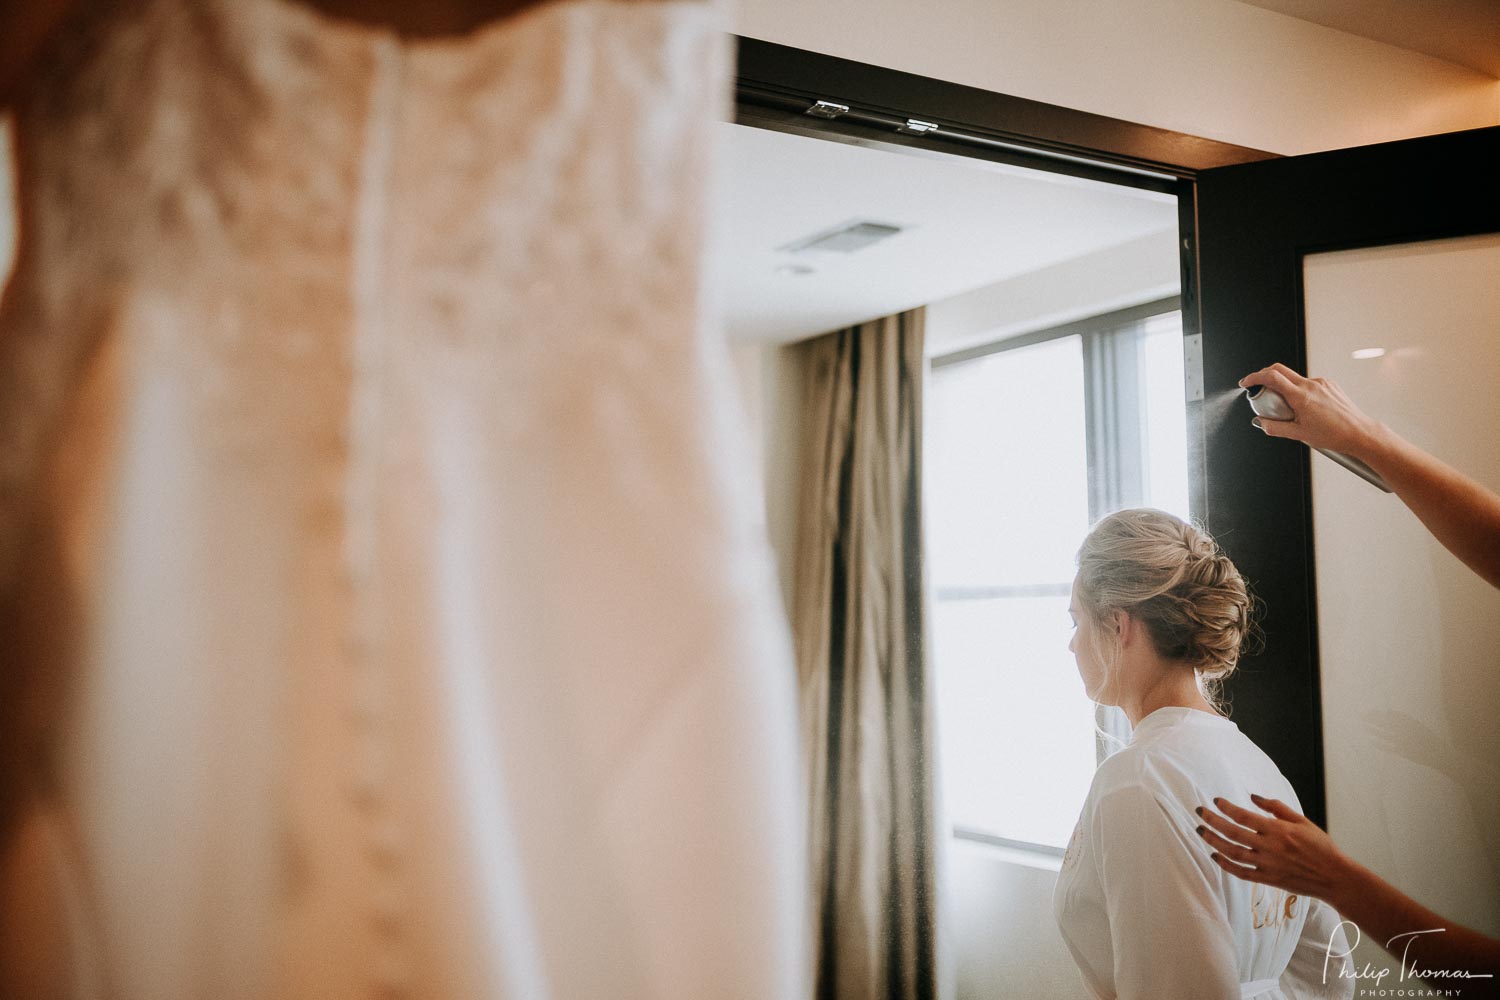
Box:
left=778, top=220, right=905, bottom=255
left=1351, top=348, right=1386, bottom=360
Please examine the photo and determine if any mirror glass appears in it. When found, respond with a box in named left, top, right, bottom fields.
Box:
left=712, top=118, right=1189, bottom=844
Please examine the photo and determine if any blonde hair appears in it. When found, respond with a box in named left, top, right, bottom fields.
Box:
left=1075, top=508, right=1256, bottom=709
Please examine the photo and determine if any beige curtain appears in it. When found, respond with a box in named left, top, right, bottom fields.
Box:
left=792, top=308, right=938, bottom=1000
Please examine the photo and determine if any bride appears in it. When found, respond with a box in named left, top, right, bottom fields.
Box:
left=1052, top=509, right=1354, bottom=999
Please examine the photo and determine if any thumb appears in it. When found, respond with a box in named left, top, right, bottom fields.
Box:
left=1249, top=793, right=1304, bottom=823
left=1252, top=416, right=1299, bottom=440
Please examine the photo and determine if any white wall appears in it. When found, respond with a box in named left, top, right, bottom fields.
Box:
left=732, top=340, right=806, bottom=622
left=1303, top=234, right=1500, bottom=973
left=925, top=228, right=1179, bottom=357
left=947, top=843, right=1089, bottom=1000
left=733, top=0, right=1499, bottom=156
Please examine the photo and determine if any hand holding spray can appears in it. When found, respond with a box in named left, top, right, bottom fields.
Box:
left=1245, top=387, right=1393, bottom=492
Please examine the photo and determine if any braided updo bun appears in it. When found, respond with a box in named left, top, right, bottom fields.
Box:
left=1075, top=509, right=1256, bottom=686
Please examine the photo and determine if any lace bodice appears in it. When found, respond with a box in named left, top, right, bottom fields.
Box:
left=0, top=2, right=803, bottom=998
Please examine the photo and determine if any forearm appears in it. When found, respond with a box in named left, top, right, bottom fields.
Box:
left=1331, top=858, right=1500, bottom=993
left=1359, top=426, right=1500, bottom=589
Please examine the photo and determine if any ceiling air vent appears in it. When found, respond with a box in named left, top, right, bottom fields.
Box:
left=778, top=220, right=905, bottom=255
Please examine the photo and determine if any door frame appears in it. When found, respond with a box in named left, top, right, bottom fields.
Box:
left=734, top=37, right=1276, bottom=184
left=730, top=36, right=1335, bottom=818
left=1192, top=127, right=1500, bottom=827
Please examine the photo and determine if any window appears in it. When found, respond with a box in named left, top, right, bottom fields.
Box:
left=925, top=301, right=1190, bottom=853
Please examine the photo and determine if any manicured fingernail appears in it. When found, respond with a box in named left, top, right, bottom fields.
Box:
left=1251, top=417, right=1264, bottom=431
left=1250, top=793, right=1265, bottom=803
left=1196, top=825, right=1206, bottom=836
left=1211, top=852, right=1221, bottom=862
left=1213, top=797, right=1225, bottom=806
left=1195, top=806, right=1204, bottom=816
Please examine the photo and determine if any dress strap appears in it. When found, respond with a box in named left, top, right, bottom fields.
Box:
left=1241, top=977, right=1281, bottom=997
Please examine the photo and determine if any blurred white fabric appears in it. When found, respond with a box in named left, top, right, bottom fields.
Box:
left=0, top=1, right=805, bottom=997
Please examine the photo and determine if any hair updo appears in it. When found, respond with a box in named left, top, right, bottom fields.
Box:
left=1074, top=509, right=1256, bottom=688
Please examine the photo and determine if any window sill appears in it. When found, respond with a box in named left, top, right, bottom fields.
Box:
left=951, top=828, right=1064, bottom=873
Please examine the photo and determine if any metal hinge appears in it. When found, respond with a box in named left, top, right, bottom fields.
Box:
left=805, top=100, right=849, bottom=119
left=896, top=119, right=939, bottom=135
left=1183, top=333, right=1204, bottom=403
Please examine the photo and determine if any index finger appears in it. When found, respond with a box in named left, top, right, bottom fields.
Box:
left=1198, top=805, right=1258, bottom=845
left=1239, top=364, right=1304, bottom=400
left=1212, top=796, right=1273, bottom=834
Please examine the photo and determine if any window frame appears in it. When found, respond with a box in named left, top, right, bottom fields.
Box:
left=928, top=297, right=1186, bottom=854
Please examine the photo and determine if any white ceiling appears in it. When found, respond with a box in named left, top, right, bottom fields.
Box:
left=1238, top=0, right=1500, bottom=76
left=711, top=123, right=1179, bottom=344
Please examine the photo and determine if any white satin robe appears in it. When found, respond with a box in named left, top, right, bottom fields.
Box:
left=1053, top=706, right=1357, bottom=1000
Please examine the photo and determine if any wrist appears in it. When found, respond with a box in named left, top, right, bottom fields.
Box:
left=1350, top=419, right=1401, bottom=468
left=1324, top=852, right=1377, bottom=916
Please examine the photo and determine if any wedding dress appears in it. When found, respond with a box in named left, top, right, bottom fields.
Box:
left=0, top=1, right=804, bottom=997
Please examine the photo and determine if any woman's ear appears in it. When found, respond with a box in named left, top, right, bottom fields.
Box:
left=1112, top=609, right=1134, bottom=647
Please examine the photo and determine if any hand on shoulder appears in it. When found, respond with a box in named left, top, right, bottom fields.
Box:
left=1195, top=794, right=1361, bottom=906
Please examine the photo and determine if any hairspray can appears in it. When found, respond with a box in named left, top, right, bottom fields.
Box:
left=1245, top=387, right=1392, bottom=493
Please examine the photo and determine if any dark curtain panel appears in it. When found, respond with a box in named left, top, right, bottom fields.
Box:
left=791, top=307, right=938, bottom=1000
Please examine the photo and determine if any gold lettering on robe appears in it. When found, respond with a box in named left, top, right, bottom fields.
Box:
left=1251, top=884, right=1301, bottom=929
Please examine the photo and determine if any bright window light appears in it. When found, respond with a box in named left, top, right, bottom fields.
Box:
left=1141, top=313, right=1191, bottom=519
left=927, top=335, right=1094, bottom=849
left=927, top=309, right=1193, bottom=852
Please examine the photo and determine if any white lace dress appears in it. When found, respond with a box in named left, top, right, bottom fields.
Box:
left=0, top=1, right=804, bottom=997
